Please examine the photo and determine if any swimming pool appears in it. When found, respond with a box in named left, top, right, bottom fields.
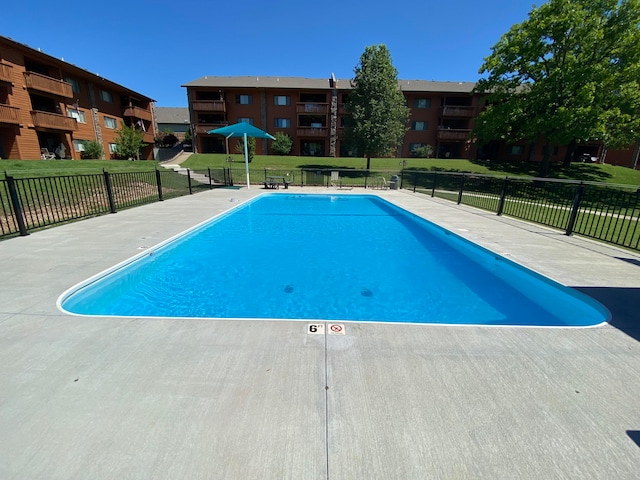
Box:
left=59, top=194, right=609, bottom=326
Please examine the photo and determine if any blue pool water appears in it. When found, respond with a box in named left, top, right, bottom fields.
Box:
left=60, top=194, right=609, bottom=326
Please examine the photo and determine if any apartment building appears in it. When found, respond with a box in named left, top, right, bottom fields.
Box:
left=182, top=76, right=483, bottom=159
left=182, top=75, right=640, bottom=169
left=0, top=35, right=155, bottom=160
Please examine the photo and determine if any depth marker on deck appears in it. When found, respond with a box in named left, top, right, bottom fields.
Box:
left=308, top=324, right=325, bottom=334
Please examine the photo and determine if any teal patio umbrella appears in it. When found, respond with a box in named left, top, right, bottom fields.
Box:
left=208, top=122, right=276, bottom=189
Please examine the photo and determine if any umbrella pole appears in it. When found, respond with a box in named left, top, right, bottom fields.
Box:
left=244, top=133, right=250, bottom=189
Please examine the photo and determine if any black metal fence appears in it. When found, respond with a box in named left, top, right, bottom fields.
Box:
left=224, top=167, right=396, bottom=189
left=403, top=171, right=640, bottom=251
left=3, top=165, right=639, bottom=251
left=0, top=167, right=230, bottom=238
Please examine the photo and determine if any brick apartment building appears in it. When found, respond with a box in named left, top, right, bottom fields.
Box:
left=182, top=76, right=482, bottom=159
left=0, top=35, right=156, bottom=160
left=183, top=75, right=639, bottom=168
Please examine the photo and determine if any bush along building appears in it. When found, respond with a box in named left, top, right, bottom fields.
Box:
left=0, top=35, right=156, bottom=160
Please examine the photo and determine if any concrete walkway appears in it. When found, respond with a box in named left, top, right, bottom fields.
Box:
left=1, top=187, right=640, bottom=479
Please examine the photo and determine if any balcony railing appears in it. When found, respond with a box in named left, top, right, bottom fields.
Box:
left=441, top=106, right=475, bottom=117
left=437, top=128, right=471, bottom=141
left=0, top=104, right=20, bottom=124
left=123, top=106, right=152, bottom=122
left=0, top=63, right=13, bottom=83
left=24, top=71, right=73, bottom=98
left=31, top=111, right=77, bottom=131
left=297, top=127, right=328, bottom=137
left=296, top=103, right=329, bottom=114
left=192, top=100, right=226, bottom=112
left=195, top=122, right=229, bottom=134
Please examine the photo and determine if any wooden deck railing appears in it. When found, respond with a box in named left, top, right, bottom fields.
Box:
left=0, top=104, right=20, bottom=124
left=296, top=103, right=329, bottom=114
left=24, top=71, right=73, bottom=98
left=437, top=129, right=471, bottom=141
left=192, top=100, right=226, bottom=112
left=31, top=111, right=77, bottom=131
left=441, top=106, right=475, bottom=117
left=0, top=63, right=13, bottom=83
left=123, top=106, right=152, bottom=121
left=297, top=127, right=328, bottom=137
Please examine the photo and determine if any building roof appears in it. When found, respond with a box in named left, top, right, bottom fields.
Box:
left=182, top=75, right=478, bottom=93
left=0, top=35, right=156, bottom=102
left=155, top=107, right=190, bottom=125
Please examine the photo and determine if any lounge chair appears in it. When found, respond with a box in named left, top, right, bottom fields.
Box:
left=40, top=148, right=55, bottom=160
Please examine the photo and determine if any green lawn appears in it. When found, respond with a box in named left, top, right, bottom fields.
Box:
left=2, top=155, right=640, bottom=186
left=0, top=159, right=160, bottom=179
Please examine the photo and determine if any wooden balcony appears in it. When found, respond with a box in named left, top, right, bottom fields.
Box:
left=31, top=111, right=77, bottom=131
left=24, top=71, right=73, bottom=98
left=296, top=103, right=329, bottom=114
left=123, top=106, right=152, bottom=122
left=195, top=123, right=229, bottom=134
left=0, top=104, right=20, bottom=125
left=297, top=126, right=328, bottom=137
left=143, top=132, right=155, bottom=143
left=441, top=106, right=475, bottom=117
left=437, top=128, right=471, bottom=141
left=192, top=100, right=226, bottom=112
left=0, top=63, right=13, bottom=83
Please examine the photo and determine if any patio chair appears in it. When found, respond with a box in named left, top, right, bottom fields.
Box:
left=40, top=148, right=55, bottom=160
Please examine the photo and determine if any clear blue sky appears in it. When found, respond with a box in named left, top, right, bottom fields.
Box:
left=4, top=0, right=539, bottom=107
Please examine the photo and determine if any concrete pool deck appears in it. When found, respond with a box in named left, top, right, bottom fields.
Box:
left=1, top=187, right=640, bottom=479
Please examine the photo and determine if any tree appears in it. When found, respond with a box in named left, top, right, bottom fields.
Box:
left=410, top=144, right=434, bottom=158
left=234, top=136, right=256, bottom=162
left=271, top=132, right=293, bottom=155
left=474, top=0, right=640, bottom=176
left=114, top=122, right=145, bottom=160
left=343, top=44, right=410, bottom=169
left=80, top=140, right=104, bottom=159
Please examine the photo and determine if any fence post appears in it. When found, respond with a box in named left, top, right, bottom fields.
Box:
left=565, top=183, right=585, bottom=236
left=412, top=172, right=417, bottom=193
left=5, top=175, right=29, bottom=236
left=155, top=169, right=164, bottom=201
left=364, top=171, right=368, bottom=189
left=301, top=169, right=304, bottom=188
left=187, top=169, right=193, bottom=194
left=496, top=177, right=508, bottom=216
left=431, top=172, right=437, bottom=197
left=103, top=170, right=116, bottom=213
left=457, top=174, right=465, bottom=204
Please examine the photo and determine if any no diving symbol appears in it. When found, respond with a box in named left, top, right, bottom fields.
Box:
left=329, top=324, right=345, bottom=335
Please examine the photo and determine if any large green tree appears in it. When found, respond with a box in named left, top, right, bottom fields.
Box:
left=114, top=122, right=145, bottom=160
left=474, top=0, right=640, bottom=175
left=343, top=44, right=410, bottom=169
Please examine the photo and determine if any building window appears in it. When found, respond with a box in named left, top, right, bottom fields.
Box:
left=414, top=98, right=431, bottom=109
left=104, top=117, right=117, bottom=129
left=510, top=145, right=525, bottom=155
left=236, top=94, right=252, bottom=105
left=73, top=140, right=86, bottom=152
left=64, top=77, right=81, bottom=93
left=237, top=117, right=254, bottom=125
left=100, top=90, right=113, bottom=103
left=108, top=143, right=118, bottom=154
left=411, top=121, right=428, bottom=131
left=274, top=95, right=290, bottom=106
left=67, top=108, right=86, bottom=124
left=274, top=118, right=290, bottom=128
left=409, top=143, right=426, bottom=152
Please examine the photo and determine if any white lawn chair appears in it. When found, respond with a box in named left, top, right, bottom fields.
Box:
left=40, top=148, right=55, bottom=160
